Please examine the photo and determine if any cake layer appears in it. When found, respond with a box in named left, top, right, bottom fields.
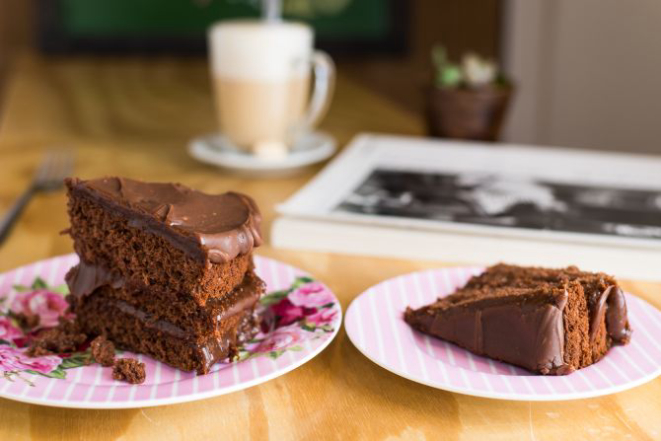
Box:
left=67, top=177, right=262, bottom=263
left=405, top=264, right=631, bottom=375
left=66, top=266, right=265, bottom=336
left=73, top=292, right=259, bottom=374
left=66, top=177, right=262, bottom=305
left=444, top=264, right=630, bottom=345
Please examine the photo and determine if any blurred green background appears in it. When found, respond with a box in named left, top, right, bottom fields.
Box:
left=58, top=0, right=391, bottom=43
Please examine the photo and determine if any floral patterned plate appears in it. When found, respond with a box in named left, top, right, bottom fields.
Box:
left=0, top=254, right=342, bottom=409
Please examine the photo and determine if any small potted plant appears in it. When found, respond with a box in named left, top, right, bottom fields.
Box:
left=426, top=46, right=513, bottom=142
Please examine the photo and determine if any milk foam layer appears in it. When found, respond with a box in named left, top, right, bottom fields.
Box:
left=209, top=21, right=312, bottom=81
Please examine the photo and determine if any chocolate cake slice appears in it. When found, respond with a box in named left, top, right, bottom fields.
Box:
left=64, top=177, right=265, bottom=374
left=405, top=264, right=631, bottom=375
left=65, top=177, right=262, bottom=306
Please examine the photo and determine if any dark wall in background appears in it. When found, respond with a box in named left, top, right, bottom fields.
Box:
left=340, top=0, right=502, bottom=116
left=0, top=0, right=35, bottom=112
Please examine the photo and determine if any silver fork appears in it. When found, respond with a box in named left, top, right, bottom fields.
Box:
left=0, top=151, right=74, bottom=245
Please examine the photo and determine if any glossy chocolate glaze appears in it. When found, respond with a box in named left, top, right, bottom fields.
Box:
left=211, top=272, right=265, bottom=324
left=66, top=177, right=262, bottom=263
left=405, top=265, right=632, bottom=375
left=66, top=260, right=124, bottom=299
left=66, top=259, right=265, bottom=319
left=406, top=290, right=572, bottom=375
left=590, top=285, right=632, bottom=344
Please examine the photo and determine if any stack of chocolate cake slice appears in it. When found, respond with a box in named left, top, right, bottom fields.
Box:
left=64, top=177, right=265, bottom=374
left=405, top=264, right=631, bottom=375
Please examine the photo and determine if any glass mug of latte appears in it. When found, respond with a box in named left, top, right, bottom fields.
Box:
left=209, top=20, right=335, bottom=158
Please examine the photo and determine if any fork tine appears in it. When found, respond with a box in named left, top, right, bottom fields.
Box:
left=61, top=152, right=74, bottom=178
left=34, top=150, right=74, bottom=189
left=56, top=151, right=74, bottom=180
left=48, top=152, right=67, bottom=182
left=34, top=152, right=55, bottom=183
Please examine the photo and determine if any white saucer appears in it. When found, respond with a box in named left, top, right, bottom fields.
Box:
left=188, top=132, right=337, bottom=176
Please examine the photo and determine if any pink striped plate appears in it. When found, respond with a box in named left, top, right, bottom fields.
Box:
left=345, top=266, right=661, bottom=401
left=0, top=254, right=341, bottom=409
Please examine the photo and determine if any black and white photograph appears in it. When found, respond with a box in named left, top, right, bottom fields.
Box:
left=335, top=168, right=661, bottom=240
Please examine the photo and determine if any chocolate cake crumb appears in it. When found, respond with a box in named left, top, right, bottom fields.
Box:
left=27, top=318, right=87, bottom=356
left=14, top=312, right=40, bottom=331
left=90, top=336, right=115, bottom=367
left=26, top=345, right=55, bottom=357
left=112, top=358, right=146, bottom=384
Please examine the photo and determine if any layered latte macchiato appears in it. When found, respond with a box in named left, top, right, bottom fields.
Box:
left=209, top=21, right=330, bottom=154
left=213, top=75, right=309, bottom=148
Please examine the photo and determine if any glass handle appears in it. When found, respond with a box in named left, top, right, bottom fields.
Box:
left=298, top=50, right=335, bottom=135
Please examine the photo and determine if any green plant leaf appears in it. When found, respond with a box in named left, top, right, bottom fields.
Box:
left=268, top=350, right=284, bottom=360
left=288, top=345, right=303, bottom=352
left=25, top=368, right=67, bottom=380
left=51, top=284, right=69, bottom=295
left=438, top=64, right=462, bottom=88
left=12, top=278, right=69, bottom=295
left=259, top=290, right=289, bottom=306
left=301, top=323, right=316, bottom=332
left=59, top=351, right=93, bottom=369
left=293, top=276, right=314, bottom=286
left=31, top=277, right=48, bottom=290
left=260, top=277, right=318, bottom=306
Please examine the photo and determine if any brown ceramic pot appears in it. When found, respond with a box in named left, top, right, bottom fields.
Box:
left=426, top=84, right=513, bottom=142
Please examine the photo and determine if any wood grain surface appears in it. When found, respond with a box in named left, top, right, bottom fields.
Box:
left=0, top=53, right=659, bottom=441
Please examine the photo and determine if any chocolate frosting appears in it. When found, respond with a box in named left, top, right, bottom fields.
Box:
left=590, top=285, right=632, bottom=344
left=406, top=291, right=572, bottom=375
left=67, top=262, right=263, bottom=374
left=112, top=299, right=258, bottom=373
left=405, top=264, right=632, bottom=376
left=406, top=284, right=631, bottom=375
left=66, top=261, right=124, bottom=299
left=211, top=272, right=265, bottom=325
left=69, top=177, right=262, bottom=263
left=66, top=261, right=264, bottom=318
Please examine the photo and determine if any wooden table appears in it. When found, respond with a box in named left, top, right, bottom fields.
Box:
left=0, top=53, right=660, bottom=441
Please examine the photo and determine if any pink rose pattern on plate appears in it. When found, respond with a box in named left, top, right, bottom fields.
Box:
left=0, top=317, right=22, bottom=342
left=0, top=278, right=91, bottom=385
left=1, top=275, right=338, bottom=384
left=239, top=276, right=338, bottom=361
left=0, top=345, right=61, bottom=375
left=10, top=288, right=71, bottom=329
